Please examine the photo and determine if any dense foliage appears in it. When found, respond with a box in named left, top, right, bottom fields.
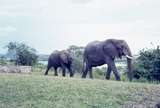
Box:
left=6, top=42, right=38, bottom=66
left=68, top=45, right=84, bottom=73
left=133, top=46, right=160, bottom=81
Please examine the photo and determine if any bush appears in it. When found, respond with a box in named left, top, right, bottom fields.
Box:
left=133, top=46, right=160, bottom=81
left=68, top=45, right=84, bottom=73
left=6, top=42, right=38, bottom=66
left=31, top=63, right=47, bottom=75
left=0, top=56, right=7, bottom=65
left=93, top=68, right=105, bottom=79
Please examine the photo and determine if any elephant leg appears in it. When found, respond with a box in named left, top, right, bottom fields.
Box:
left=89, top=67, right=93, bottom=79
left=54, top=67, right=58, bottom=76
left=105, top=66, right=112, bottom=80
left=44, top=65, right=51, bottom=75
left=107, top=60, right=121, bottom=81
left=67, top=66, right=73, bottom=77
left=81, top=64, right=89, bottom=78
left=60, top=63, right=66, bottom=77
left=62, top=67, right=66, bottom=77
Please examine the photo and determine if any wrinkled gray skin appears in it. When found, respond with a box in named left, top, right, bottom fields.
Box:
left=81, top=39, right=133, bottom=81
left=44, top=50, right=74, bottom=77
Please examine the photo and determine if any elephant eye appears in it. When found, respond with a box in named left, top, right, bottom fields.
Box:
left=118, top=46, right=123, bottom=50
left=121, top=45, right=125, bottom=49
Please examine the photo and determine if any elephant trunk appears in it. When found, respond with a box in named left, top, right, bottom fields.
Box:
left=126, top=49, right=133, bottom=81
left=127, top=58, right=133, bottom=81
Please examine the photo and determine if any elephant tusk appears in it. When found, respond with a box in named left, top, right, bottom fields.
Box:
left=125, top=55, right=133, bottom=59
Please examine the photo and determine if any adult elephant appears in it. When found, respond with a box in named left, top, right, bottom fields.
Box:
left=81, top=39, right=133, bottom=81
left=44, top=50, right=74, bottom=77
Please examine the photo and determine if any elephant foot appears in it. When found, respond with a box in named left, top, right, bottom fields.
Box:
left=70, top=74, right=74, bottom=77
left=54, top=74, right=58, bottom=76
left=105, top=78, right=110, bottom=80
left=81, top=75, right=86, bottom=78
left=105, top=76, right=110, bottom=80
left=62, top=74, right=66, bottom=77
left=44, top=73, right=48, bottom=75
left=81, top=73, right=87, bottom=78
left=116, top=77, right=121, bottom=81
left=114, top=74, right=121, bottom=81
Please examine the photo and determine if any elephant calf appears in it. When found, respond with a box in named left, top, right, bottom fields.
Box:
left=44, top=50, right=74, bottom=77
left=81, top=39, right=133, bottom=81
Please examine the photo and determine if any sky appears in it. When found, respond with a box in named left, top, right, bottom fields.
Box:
left=0, top=0, right=160, bottom=54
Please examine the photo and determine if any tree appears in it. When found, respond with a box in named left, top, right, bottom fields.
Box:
left=6, top=42, right=17, bottom=62
left=133, top=46, right=160, bottom=81
left=6, top=42, right=38, bottom=66
left=67, top=45, right=84, bottom=73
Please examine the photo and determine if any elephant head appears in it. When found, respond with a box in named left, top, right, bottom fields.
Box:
left=109, top=39, right=133, bottom=81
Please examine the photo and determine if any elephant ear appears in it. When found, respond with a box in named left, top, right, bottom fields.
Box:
left=113, top=40, right=125, bottom=58
left=103, top=39, right=123, bottom=58
left=60, top=52, right=68, bottom=64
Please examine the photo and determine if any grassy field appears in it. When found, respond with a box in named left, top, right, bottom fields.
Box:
left=0, top=74, right=160, bottom=108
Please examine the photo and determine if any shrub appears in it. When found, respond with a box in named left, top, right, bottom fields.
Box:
left=6, top=42, right=38, bottom=66
left=68, top=45, right=84, bottom=73
left=133, top=46, right=160, bottom=81
left=93, top=68, right=105, bottom=79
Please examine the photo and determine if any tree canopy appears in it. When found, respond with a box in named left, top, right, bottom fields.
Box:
left=6, top=42, right=38, bottom=66
left=68, top=45, right=84, bottom=73
left=133, top=46, right=160, bottom=81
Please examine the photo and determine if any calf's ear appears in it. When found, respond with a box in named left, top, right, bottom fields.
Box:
left=60, top=53, right=68, bottom=64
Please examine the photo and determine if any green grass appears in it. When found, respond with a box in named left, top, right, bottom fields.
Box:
left=0, top=74, right=160, bottom=108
